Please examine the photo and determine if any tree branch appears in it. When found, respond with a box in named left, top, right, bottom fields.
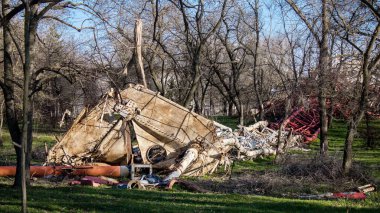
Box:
left=7, top=24, right=25, bottom=63
left=0, top=0, right=63, bottom=26
left=35, top=2, right=61, bottom=20
left=41, top=16, right=83, bottom=32
left=367, top=23, right=380, bottom=70
left=360, top=0, right=380, bottom=20
left=285, top=0, right=321, bottom=45
left=202, top=0, right=227, bottom=43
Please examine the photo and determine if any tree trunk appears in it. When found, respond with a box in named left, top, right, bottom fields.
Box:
left=21, top=3, right=38, bottom=212
left=258, top=102, right=264, bottom=121
left=183, top=53, right=202, bottom=107
left=274, top=98, right=292, bottom=163
left=342, top=22, right=379, bottom=174
left=2, top=0, right=23, bottom=187
left=199, top=81, right=209, bottom=114
left=0, top=101, right=3, bottom=147
left=193, top=89, right=200, bottom=113
left=22, top=4, right=32, bottom=213
left=228, top=101, right=233, bottom=117
left=365, top=112, right=373, bottom=148
left=342, top=65, right=369, bottom=174
left=328, top=98, right=334, bottom=128
left=319, top=96, right=329, bottom=156
left=342, top=120, right=355, bottom=173
left=209, top=90, right=214, bottom=115
left=318, top=0, right=330, bottom=156
left=239, top=104, right=244, bottom=126
left=252, top=0, right=264, bottom=121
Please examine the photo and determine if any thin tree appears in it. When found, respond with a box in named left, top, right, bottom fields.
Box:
left=286, top=0, right=331, bottom=156
left=1, top=0, right=23, bottom=188
left=333, top=0, right=380, bottom=173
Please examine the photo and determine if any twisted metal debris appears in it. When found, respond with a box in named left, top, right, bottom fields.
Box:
left=46, top=84, right=308, bottom=181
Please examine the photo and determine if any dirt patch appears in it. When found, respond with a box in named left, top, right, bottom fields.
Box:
left=189, top=154, right=374, bottom=197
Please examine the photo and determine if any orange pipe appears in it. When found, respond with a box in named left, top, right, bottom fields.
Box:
left=0, top=166, right=129, bottom=178
left=72, top=166, right=129, bottom=177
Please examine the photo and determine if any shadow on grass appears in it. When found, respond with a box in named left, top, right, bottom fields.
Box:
left=0, top=184, right=378, bottom=213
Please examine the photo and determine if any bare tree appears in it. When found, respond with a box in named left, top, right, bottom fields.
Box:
left=286, top=0, right=331, bottom=156
left=332, top=0, right=380, bottom=173
left=212, top=15, right=248, bottom=117
left=251, top=0, right=264, bottom=121
left=170, top=0, right=227, bottom=107
left=1, top=1, right=85, bottom=211
left=1, top=0, right=23, bottom=188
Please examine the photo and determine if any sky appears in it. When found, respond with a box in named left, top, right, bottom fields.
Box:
left=59, top=0, right=289, bottom=44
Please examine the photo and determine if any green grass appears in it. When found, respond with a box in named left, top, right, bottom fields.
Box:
left=0, top=184, right=379, bottom=212
left=232, top=157, right=278, bottom=173
left=309, top=119, right=380, bottom=180
left=0, top=132, right=57, bottom=165
left=210, top=116, right=240, bottom=129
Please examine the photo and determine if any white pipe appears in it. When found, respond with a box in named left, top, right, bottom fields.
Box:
left=163, top=148, right=198, bottom=181
left=222, top=138, right=276, bottom=159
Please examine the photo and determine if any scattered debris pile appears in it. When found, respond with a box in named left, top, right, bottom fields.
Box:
left=0, top=84, right=320, bottom=193
left=0, top=84, right=377, bottom=202
left=217, top=121, right=309, bottom=160
left=43, top=84, right=291, bottom=181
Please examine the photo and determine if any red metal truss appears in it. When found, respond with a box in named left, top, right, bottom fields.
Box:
left=271, top=107, right=320, bottom=143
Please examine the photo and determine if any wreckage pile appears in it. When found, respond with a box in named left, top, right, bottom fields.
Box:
left=0, top=84, right=315, bottom=189
left=43, top=84, right=294, bottom=180
left=217, top=121, right=309, bottom=160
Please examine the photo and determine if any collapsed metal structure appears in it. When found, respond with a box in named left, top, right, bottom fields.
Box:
left=271, top=107, right=320, bottom=143
left=0, top=84, right=319, bottom=182
left=46, top=84, right=300, bottom=180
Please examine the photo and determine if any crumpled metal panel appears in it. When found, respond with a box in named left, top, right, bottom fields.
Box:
left=47, top=97, right=132, bottom=165
left=47, top=85, right=223, bottom=175
left=120, top=85, right=222, bottom=175
left=47, top=84, right=282, bottom=178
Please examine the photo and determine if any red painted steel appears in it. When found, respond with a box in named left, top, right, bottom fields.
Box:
left=271, top=107, right=320, bottom=143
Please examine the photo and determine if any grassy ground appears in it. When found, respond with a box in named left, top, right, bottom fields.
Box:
left=0, top=132, right=58, bottom=165
left=310, top=119, right=380, bottom=180
left=0, top=118, right=379, bottom=212
left=210, top=116, right=241, bottom=129
left=0, top=183, right=379, bottom=212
